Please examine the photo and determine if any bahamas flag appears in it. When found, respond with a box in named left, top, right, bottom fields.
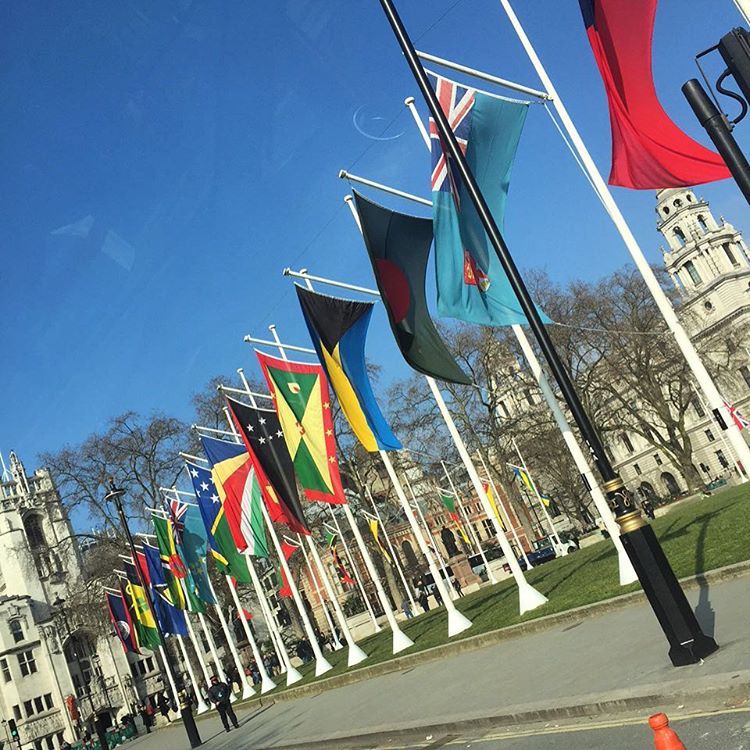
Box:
left=295, top=285, right=401, bottom=452
left=186, top=460, right=252, bottom=584
left=181, top=503, right=216, bottom=605
left=200, top=435, right=268, bottom=557
left=122, top=561, right=161, bottom=649
left=257, top=350, right=346, bottom=505
left=429, top=72, right=549, bottom=328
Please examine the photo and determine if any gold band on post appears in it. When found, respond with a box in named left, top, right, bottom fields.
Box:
left=603, top=478, right=624, bottom=493
left=616, top=510, right=647, bottom=534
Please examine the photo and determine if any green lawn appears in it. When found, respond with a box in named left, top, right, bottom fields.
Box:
left=258, top=485, right=750, bottom=693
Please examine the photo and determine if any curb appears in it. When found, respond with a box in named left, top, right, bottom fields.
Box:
left=252, top=674, right=750, bottom=750
left=239, top=559, right=750, bottom=708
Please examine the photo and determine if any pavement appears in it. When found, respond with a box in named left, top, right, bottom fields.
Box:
left=122, top=573, right=750, bottom=750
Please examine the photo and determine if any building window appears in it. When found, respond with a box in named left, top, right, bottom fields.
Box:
left=44, top=694, right=53, bottom=710
left=10, top=620, right=24, bottom=643
left=24, top=700, right=33, bottom=718
left=705, top=429, right=716, bottom=442
left=497, top=400, right=510, bottom=418
left=674, top=198, right=683, bottom=208
left=654, top=454, right=663, bottom=466
left=0, top=658, right=11, bottom=683
left=740, top=365, right=750, bottom=389
left=723, top=243, right=739, bottom=267
left=18, top=649, right=36, bottom=676
left=145, top=656, right=154, bottom=672
left=684, top=260, right=702, bottom=285
left=692, top=399, right=706, bottom=418
left=523, top=389, right=534, bottom=407
left=716, top=450, right=729, bottom=469
left=481, top=519, right=496, bottom=538
left=620, top=433, right=634, bottom=453
left=697, top=214, right=708, bottom=233
left=633, top=463, right=642, bottom=475
left=13, top=705, right=21, bottom=721
left=34, top=697, right=44, bottom=714
left=663, top=206, right=670, bottom=216
left=673, top=227, right=686, bottom=247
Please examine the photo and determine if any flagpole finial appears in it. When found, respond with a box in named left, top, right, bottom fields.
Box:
left=268, top=324, right=276, bottom=331
left=237, top=367, right=244, bottom=374
left=404, top=96, right=415, bottom=105
left=344, top=195, right=353, bottom=204
left=338, top=169, right=348, bottom=179
left=282, top=267, right=292, bottom=276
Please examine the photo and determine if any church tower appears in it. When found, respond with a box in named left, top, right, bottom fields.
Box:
left=656, top=187, right=750, bottom=336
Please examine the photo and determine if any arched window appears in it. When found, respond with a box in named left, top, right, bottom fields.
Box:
left=684, top=260, right=702, bottom=285
left=723, top=243, right=739, bottom=267
left=23, top=515, right=46, bottom=549
left=673, top=227, right=686, bottom=247
left=697, top=214, right=708, bottom=233
left=9, top=620, right=24, bottom=644
left=673, top=198, right=683, bottom=208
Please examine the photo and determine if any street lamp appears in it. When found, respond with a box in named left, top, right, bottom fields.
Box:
left=103, top=479, right=201, bottom=748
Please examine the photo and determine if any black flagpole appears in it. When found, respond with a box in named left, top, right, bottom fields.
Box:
left=376, top=0, right=717, bottom=666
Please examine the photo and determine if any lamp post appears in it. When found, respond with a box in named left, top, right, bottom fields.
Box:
left=103, top=480, right=202, bottom=748
left=376, top=0, right=718, bottom=666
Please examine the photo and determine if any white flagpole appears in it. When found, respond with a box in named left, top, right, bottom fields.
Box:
left=402, top=95, right=636, bottom=584
left=184, top=612, right=211, bottom=688
left=733, top=0, right=750, bottom=25
left=339, top=502, right=415, bottom=653
left=223, top=385, right=333, bottom=677
left=301, top=534, right=369, bottom=667
left=294, top=534, right=344, bottom=650
left=176, top=635, right=209, bottom=713
left=364, top=488, right=417, bottom=612
left=490, top=0, right=750, bottom=478
left=441, top=462, right=497, bottom=585
left=244, top=556, right=302, bottom=684
left=474, top=452, right=534, bottom=570
left=206, top=576, right=255, bottom=698
left=379, top=450, right=473, bottom=636
left=197, top=612, right=226, bottom=683
left=157, top=644, right=181, bottom=707
left=404, top=476, right=458, bottom=601
left=224, top=576, right=276, bottom=693
left=325, top=514, right=382, bottom=632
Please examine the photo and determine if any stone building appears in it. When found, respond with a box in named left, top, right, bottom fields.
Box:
left=0, top=452, right=160, bottom=749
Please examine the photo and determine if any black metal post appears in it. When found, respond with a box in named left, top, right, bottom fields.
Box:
left=682, top=78, right=750, bottom=205
left=104, top=480, right=201, bottom=746
left=377, top=0, right=718, bottom=666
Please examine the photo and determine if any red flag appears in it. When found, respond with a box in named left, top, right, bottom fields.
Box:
left=579, top=0, right=730, bottom=189
left=277, top=540, right=298, bottom=598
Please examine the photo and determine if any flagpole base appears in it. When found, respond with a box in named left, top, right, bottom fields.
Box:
left=229, top=692, right=238, bottom=704
left=332, top=639, right=344, bottom=651
left=260, top=676, right=276, bottom=694
left=241, top=683, right=255, bottom=700
left=518, top=582, right=548, bottom=615
left=196, top=702, right=209, bottom=715
left=447, top=607, right=473, bottom=637
left=314, top=656, right=334, bottom=677
left=347, top=642, right=369, bottom=666
left=392, top=627, right=415, bottom=654
left=286, top=666, right=303, bottom=686
left=617, top=546, right=639, bottom=586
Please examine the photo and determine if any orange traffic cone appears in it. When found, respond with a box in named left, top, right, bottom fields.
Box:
left=649, top=713, right=687, bottom=750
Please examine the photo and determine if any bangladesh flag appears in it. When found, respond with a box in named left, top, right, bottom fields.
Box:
left=257, top=350, right=346, bottom=505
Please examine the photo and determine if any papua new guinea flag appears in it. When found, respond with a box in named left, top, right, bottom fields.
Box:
left=225, top=396, right=310, bottom=535
left=352, top=190, right=471, bottom=386
left=429, top=73, right=548, bottom=328
left=295, top=284, right=401, bottom=452
left=257, top=350, right=347, bottom=505
left=579, top=0, right=729, bottom=189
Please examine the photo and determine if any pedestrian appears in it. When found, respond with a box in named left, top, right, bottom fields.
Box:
left=452, top=577, right=464, bottom=597
left=207, top=675, right=239, bottom=733
left=401, top=598, right=413, bottom=619
left=157, top=692, right=171, bottom=723
left=641, top=497, right=655, bottom=520
left=270, top=652, right=280, bottom=675
left=137, top=704, right=150, bottom=734
left=433, top=585, right=443, bottom=607
left=416, top=586, right=429, bottom=612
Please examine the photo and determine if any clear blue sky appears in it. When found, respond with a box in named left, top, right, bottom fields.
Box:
left=2, top=0, right=749, bottom=471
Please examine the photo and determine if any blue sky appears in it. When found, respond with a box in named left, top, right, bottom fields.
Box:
left=2, top=0, right=749, bottom=472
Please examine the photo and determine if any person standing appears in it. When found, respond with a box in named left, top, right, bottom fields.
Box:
left=157, top=692, right=171, bottom=723
left=452, top=577, right=464, bottom=597
left=207, top=675, right=239, bottom=733
left=401, top=598, right=413, bottom=619
left=416, top=586, right=429, bottom=613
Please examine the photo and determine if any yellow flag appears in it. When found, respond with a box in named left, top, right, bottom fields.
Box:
left=368, top=518, right=392, bottom=564
left=484, top=483, right=506, bottom=531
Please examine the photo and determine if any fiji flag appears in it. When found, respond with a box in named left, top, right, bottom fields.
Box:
left=429, top=72, right=549, bottom=328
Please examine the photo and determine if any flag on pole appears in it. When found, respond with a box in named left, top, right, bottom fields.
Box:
left=181, top=503, right=216, bottom=605
left=200, top=435, right=269, bottom=557
left=437, top=491, right=470, bottom=545
left=152, top=514, right=187, bottom=580
left=225, top=397, right=310, bottom=534
left=141, top=545, right=188, bottom=637
left=511, top=465, right=547, bottom=504
left=483, top=482, right=506, bottom=531
left=122, top=562, right=161, bottom=649
left=351, top=189, right=471, bottom=386
left=724, top=400, right=750, bottom=430
left=429, top=72, right=547, bottom=328
left=578, top=0, right=729, bottom=189
left=119, top=581, right=147, bottom=652
left=256, top=350, right=346, bottom=504
left=367, top=517, right=392, bottom=564
left=326, top=531, right=355, bottom=586
left=187, top=460, right=252, bottom=583
left=106, top=591, right=140, bottom=655
left=277, top=540, right=298, bottom=598
left=295, top=285, right=401, bottom=452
